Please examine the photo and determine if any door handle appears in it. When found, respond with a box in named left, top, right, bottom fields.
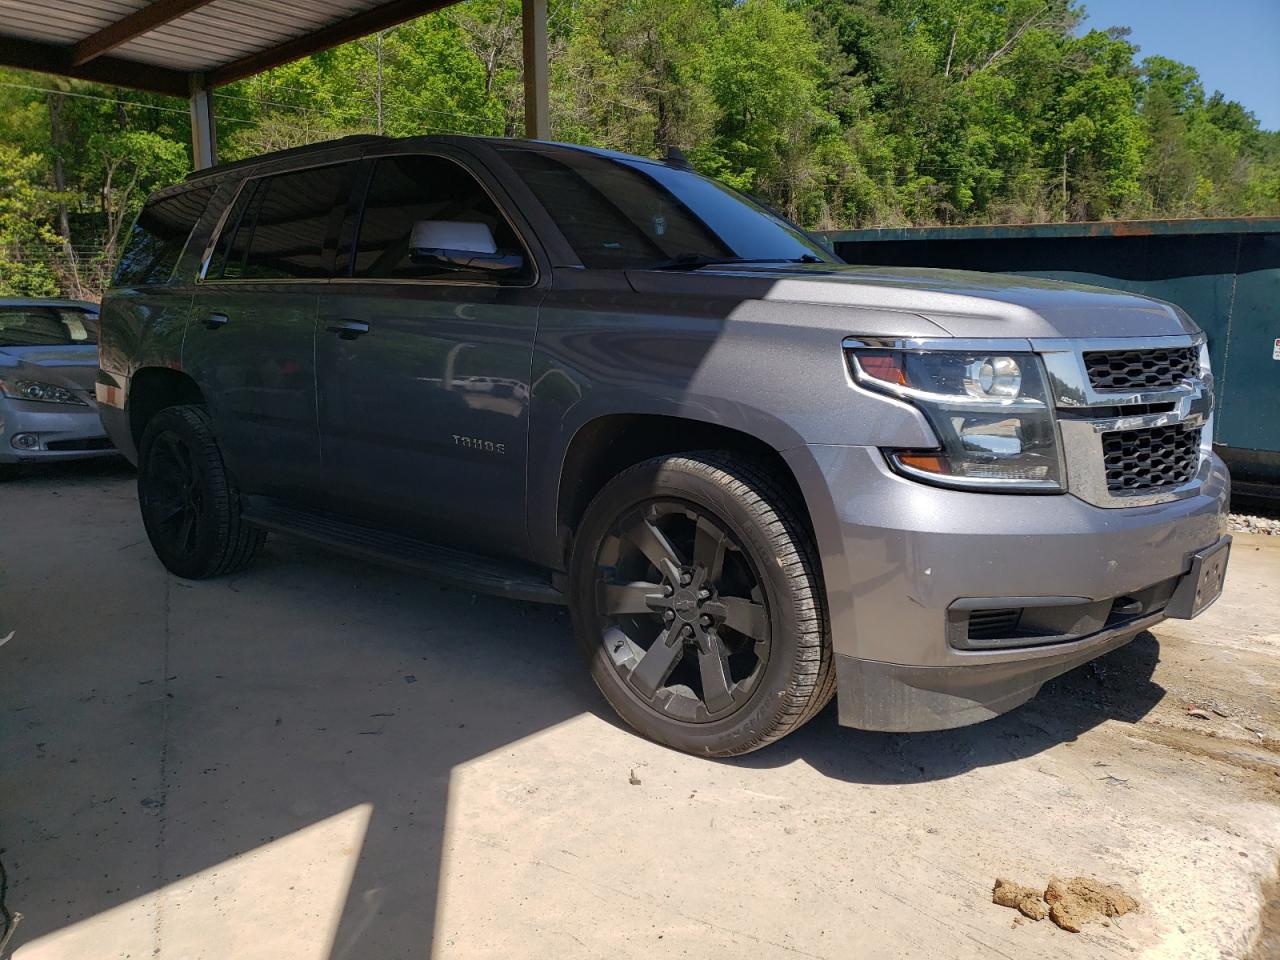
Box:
left=327, top=319, right=370, bottom=340
left=204, top=312, right=229, bottom=330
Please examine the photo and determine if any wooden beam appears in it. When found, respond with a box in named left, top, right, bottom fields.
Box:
left=71, top=0, right=218, bottom=66
left=521, top=0, right=548, bottom=139
left=0, top=35, right=190, bottom=97
left=205, top=0, right=461, bottom=88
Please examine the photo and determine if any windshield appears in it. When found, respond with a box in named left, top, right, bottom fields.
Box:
left=501, top=147, right=837, bottom=270
left=0, top=306, right=99, bottom=347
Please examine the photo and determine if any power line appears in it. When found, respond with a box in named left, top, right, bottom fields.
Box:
left=14, top=79, right=485, bottom=143
left=212, top=88, right=501, bottom=129
left=0, top=79, right=1048, bottom=183
left=0, top=80, right=283, bottom=130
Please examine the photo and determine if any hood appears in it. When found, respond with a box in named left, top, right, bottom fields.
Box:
left=0, top=344, right=100, bottom=394
left=626, top=262, right=1196, bottom=340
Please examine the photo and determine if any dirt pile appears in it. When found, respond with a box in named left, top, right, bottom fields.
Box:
left=992, top=878, right=1048, bottom=921
left=992, top=876, right=1138, bottom=932
left=1044, top=877, right=1139, bottom=932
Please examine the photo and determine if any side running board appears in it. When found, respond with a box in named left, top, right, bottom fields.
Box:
left=242, top=497, right=566, bottom=605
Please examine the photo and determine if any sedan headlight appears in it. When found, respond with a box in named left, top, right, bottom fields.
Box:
left=848, top=348, right=1064, bottom=491
left=0, top=379, right=88, bottom=406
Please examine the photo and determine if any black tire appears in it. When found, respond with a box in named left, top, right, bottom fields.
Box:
left=569, top=452, right=834, bottom=757
left=0, top=463, right=17, bottom=482
left=137, top=404, right=264, bottom=579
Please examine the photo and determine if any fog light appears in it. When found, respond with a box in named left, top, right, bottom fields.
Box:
left=11, top=433, right=39, bottom=450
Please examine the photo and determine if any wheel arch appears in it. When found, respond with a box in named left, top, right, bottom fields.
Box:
left=128, top=367, right=206, bottom=450
left=549, top=413, right=817, bottom=570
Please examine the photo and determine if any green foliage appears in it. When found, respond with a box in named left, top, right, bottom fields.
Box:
left=0, top=145, right=63, bottom=296
left=1, top=0, right=1278, bottom=296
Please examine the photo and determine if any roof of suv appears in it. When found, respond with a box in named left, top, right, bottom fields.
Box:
left=182, top=134, right=672, bottom=187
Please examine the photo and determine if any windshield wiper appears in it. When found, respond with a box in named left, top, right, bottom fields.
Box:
left=642, top=254, right=825, bottom=271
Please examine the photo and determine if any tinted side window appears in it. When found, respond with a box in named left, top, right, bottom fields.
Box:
left=113, top=186, right=214, bottom=286
left=207, top=164, right=351, bottom=281
left=500, top=150, right=720, bottom=269
left=500, top=147, right=831, bottom=269
left=350, top=155, right=530, bottom=283
left=207, top=178, right=264, bottom=280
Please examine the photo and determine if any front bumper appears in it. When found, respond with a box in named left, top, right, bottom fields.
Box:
left=785, top=444, right=1230, bottom=732
left=0, top=396, right=117, bottom=465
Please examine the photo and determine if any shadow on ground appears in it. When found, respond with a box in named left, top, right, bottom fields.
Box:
left=0, top=460, right=1166, bottom=958
left=0, top=455, right=134, bottom=483
left=738, top=632, right=1166, bottom=785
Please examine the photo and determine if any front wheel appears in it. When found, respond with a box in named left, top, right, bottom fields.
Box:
left=569, top=452, right=834, bottom=757
left=137, top=404, right=264, bottom=579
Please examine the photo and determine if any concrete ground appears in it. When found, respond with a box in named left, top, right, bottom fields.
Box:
left=1, top=459, right=1278, bottom=960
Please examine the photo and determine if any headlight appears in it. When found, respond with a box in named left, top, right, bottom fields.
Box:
left=1198, top=341, right=1214, bottom=454
left=0, top=379, right=88, bottom=406
left=848, top=348, right=1064, bottom=491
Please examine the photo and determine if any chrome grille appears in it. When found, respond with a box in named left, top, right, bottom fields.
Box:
left=1083, top=346, right=1198, bottom=391
left=1102, top=425, right=1201, bottom=493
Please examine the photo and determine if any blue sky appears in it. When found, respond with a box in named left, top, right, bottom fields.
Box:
left=1080, top=0, right=1280, bottom=130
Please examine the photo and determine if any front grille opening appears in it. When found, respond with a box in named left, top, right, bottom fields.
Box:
left=44, top=437, right=115, bottom=452
left=1083, top=346, right=1198, bottom=391
left=1102, top=425, right=1200, bottom=493
left=967, top=608, right=1022, bottom=641
left=954, top=577, right=1180, bottom=651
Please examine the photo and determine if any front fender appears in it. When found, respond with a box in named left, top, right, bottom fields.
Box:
left=525, top=290, right=939, bottom=568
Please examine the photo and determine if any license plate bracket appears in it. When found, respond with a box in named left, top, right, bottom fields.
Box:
left=1165, top=536, right=1231, bottom=619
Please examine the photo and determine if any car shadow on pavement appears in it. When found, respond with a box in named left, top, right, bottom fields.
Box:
left=1, top=513, right=599, bottom=960
left=734, top=631, right=1166, bottom=785
left=0, top=455, right=134, bottom=484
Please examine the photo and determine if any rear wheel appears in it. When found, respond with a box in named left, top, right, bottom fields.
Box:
left=570, top=452, right=833, bottom=757
left=137, top=404, right=264, bottom=579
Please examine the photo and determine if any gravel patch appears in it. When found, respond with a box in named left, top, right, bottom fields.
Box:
left=1229, top=512, right=1280, bottom=536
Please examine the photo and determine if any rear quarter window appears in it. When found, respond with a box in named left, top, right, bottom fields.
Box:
left=113, top=186, right=215, bottom=287
left=206, top=163, right=354, bottom=281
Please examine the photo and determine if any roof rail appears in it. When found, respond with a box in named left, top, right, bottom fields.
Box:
left=184, top=134, right=391, bottom=180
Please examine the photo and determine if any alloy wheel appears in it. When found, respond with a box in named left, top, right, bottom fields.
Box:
left=141, top=430, right=205, bottom=558
left=592, top=499, right=771, bottom=723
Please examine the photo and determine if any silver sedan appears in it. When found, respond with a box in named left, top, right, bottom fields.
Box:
left=0, top=298, right=117, bottom=478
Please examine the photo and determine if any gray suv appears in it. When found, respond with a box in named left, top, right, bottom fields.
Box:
left=97, top=135, right=1230, bottom=756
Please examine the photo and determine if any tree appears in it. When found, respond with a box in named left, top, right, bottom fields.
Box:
left=1141, top=55, right=1204, bottom=115
left=1, top=0, right=1278, bottom=296
left=701, top=0, right=834, bottom=220
left=0, top=145, right=64, bottom=297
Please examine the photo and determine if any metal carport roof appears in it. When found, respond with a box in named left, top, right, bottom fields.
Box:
left=0, top=0, right=549, bottom=166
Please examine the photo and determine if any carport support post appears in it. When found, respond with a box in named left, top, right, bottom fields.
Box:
left=188, top=73, right=217, bottom=170
left=521, top=0, right=549, bottom=139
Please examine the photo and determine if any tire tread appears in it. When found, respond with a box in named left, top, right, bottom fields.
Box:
left=139, top=404, right=263, bottom=578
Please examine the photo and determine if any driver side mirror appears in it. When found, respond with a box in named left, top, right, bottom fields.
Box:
left=408, top=220, right=525, bottom=276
